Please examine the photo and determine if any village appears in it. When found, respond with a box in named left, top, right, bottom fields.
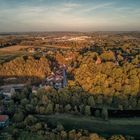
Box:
left=0, top=43, right=140, bottom=129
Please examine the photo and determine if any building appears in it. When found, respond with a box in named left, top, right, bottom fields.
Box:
left=95, top=57, right=102, bottom=64
left=61, top=65, right=67, bottom=87
left=45, top=64, right=67, bottom=89
left=1, top=88, right=15, bottom=98
left=27, top=47, right=35, bottom=53
left=0, top=84, right=26, bottom=98
left=32, top=86, right=38, bottom=94
left=0, top=115, right=9, bottom=129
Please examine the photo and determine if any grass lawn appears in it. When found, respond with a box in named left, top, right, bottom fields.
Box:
left=36, top=114, right=140, bottom=138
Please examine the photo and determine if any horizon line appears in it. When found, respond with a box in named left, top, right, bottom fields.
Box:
left=0, top=30, right=140, bottom=34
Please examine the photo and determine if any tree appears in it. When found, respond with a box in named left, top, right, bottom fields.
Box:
left=90, top=133, right=104, bottom=140
left=129, top=96, right=137, bottom=108
left=60, top=131, right=67, bottom=140
left=31, top=123, right=43, bottom=132
left=68, top=129, right=76, bottom=140
left=12, top=128, right=19, bottom=139
left=64, top=104, right=72, bottom=112
left=96, top=95, right=103, bottom=106
left=25, top=104, right=34, bottom=113
left=109, top=135, right=126, bottom=140
left=54, top=104, right=60, bottom=112
left=21, top=98, right=30, bottom=106
left=13, top=111, right=25, bottom=123
left=101, top=107, right=108, bottom=121
left=45, top=101, right=54, bottom=114
left=84, top=105, right=91, bottom=116
left=7, top=100, right=15, bottom=114
left=79, top=104, right=85, bottom=114
left=88, top=96, right=95, bottom=107
left=95, top=110, right=100, bottom=118
left=21, top=87, right=30, bottom=97
left=56, top=123, right=64, bottom=132
left=137, top=99, right=140, bottom=108
left=37, top=106, right=46, bottom=114
left=100, top=51, right=115, bottom=61
left=41, top=95, right=49, bottom=105
left=24, top=115, right=37, bottom=126
left=31, top=97, right=38, bottom=106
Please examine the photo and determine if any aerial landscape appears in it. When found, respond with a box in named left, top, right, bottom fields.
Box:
left=0, top=0, right=140, bottom=140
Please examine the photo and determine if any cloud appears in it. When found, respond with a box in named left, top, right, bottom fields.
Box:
left=0, top=0, right=140, bottom=32
left=109, top=5, right=140, bottom=18
left=82, top=2, right=114, bottom=12
left=63, top=3, right=81, bottom=8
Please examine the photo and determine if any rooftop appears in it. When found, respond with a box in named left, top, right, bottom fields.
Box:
left=0, top=115, right=9, bottom=122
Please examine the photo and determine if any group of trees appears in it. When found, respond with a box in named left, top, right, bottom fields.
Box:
left=0, top=37, right=21, bottom=48
left=1, top=86, right=136, bottom=140
left=0, top=56, right=51, bottom=84
left=3, top=124, right=133, bottom=140
left=74, top=51, right=140, bottom=96
left=6, top=86, right=139, bottom=124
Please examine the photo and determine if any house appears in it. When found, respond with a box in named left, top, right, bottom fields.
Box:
left=44, top=64, right=67, bottom=89
left=3, top=77, right=17, bottom=84
left=115, top=61, right=120, bottom=66
left=27, top=48, right=35, bottom=53
left=54, top=82, right=62, bottom=89
left=136, top=63, right=140, bottom=68
left=0, top=84, right=25, bottom=98
left=0, top=115, right=9, bottom=128
left=95, top=57, right=102, bottom=64
left=32, top=86, right=38, bottom=94
left=1, top=88, right=15, bottom=98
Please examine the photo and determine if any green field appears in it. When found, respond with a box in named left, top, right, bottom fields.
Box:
left=0, top=52, right=22, bottom=64
left=36, top=114, right=140, bottom=138
left=0, top=45, right=33, bottom=64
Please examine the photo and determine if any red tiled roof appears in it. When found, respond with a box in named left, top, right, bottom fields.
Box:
left=0, top=115, right=8, bottom=122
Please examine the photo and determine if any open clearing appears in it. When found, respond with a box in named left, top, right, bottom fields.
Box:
left=0, top=45, right=32, bottom=63
left=37, top=114, right=140, bottom=138
left=0, top=51, right=27, bottom=64
left=0, top=45, right=31, bottom=52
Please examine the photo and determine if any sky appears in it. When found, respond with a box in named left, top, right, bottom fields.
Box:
left=0, top=0, right=140, bottom=32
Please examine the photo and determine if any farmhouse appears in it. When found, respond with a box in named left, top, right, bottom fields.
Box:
left=0, top=115, right=9, bottom=129
left=32, top=86, right=38, bottom=94
left=95, top=57, right=102, bottom=64
left=1, top=88, right=15, bottom=98
left=45, top=64, right=67, bottom=89
left=0, top=84, right=26, bottom=98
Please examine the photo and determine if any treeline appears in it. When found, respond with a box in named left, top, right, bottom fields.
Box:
left=0, top=56, right=51, bottom=84
left=3, top=124, right=133, bottom=140
left=4, top=126, right=134, bottom=140
left=8, top=86, right=139, bottom=122
left=0, top=38, right=21, bottom=48
left=74, top=51, right=140, bottom=96
left=2, top=87, right=137, bottom=140
left=48, top=40, right=91, bottom=49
